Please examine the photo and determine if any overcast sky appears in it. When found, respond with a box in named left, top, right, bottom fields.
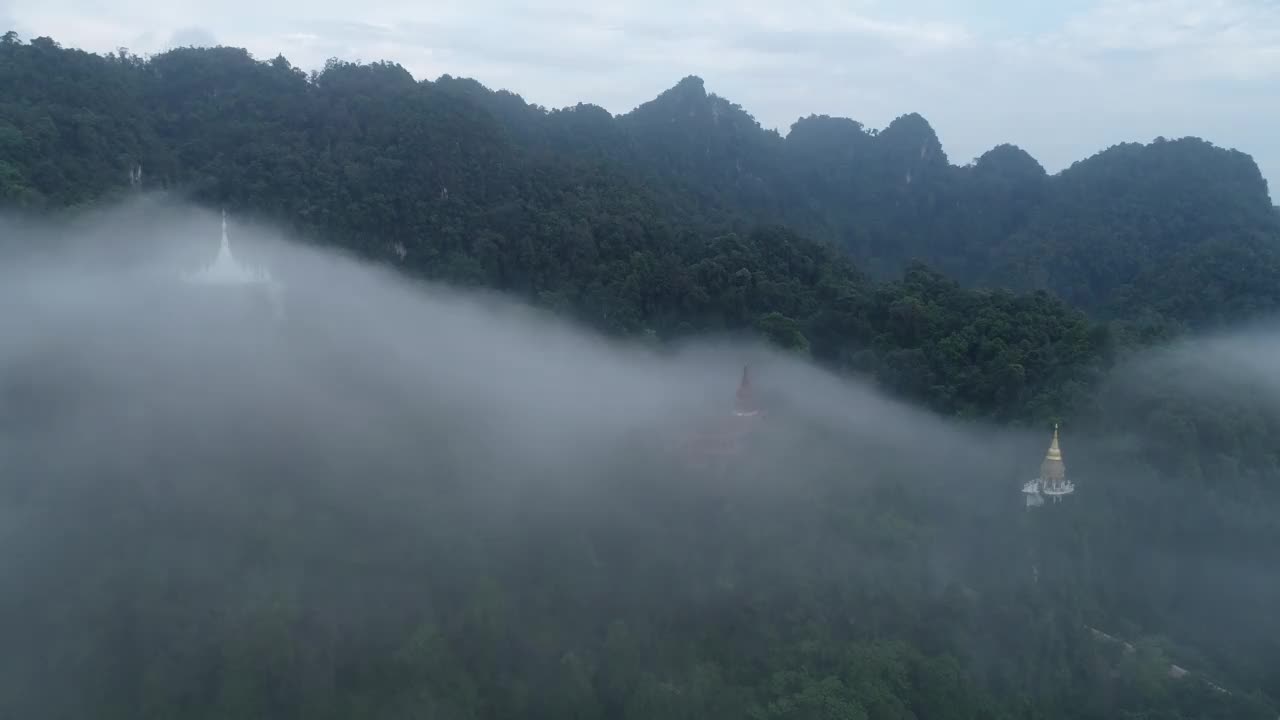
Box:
left=4, top=0, right=1278, bottom=196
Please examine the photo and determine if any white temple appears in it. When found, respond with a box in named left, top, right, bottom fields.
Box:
left=182, top=210, right=283, bottom=321
left=1022, top=424, right=1074, bottom=508
left=184, top=210, right=273, bottom=286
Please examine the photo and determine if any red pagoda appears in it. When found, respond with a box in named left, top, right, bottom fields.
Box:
left=734, top=365, right=762, bottom=418
left=678, top=365, right=765, bottom=472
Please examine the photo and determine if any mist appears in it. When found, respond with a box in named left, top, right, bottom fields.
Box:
left=1, top=197, right=1277, bottom=716
left=0, top=196, right=1046, bottom=505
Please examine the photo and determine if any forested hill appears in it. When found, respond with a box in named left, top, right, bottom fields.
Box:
left=5, top=33, right=1280, bottom=720
left=2, top=34, right=1278, bottom=335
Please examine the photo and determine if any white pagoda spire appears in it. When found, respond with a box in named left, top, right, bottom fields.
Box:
left=184, top=209, right=272, bottom=286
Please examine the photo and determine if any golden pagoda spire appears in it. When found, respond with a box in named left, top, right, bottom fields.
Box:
left=1039, top=422, right=1065, bottom=486
left=1045, top=423, right=1062, bottom=463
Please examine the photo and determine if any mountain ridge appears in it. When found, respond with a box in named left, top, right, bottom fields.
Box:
left=2, top=37, right=1278, bottom=333
left=441, top=69, right=1279, bottom=319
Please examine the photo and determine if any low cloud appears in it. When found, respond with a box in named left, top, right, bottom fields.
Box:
left=167, top=25, right=216, bottom=49
left=2, top=199, right=1279, bottom=715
